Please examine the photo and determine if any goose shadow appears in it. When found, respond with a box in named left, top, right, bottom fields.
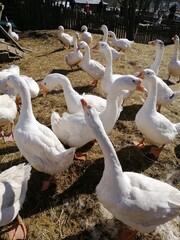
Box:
left=0, top=145, right=19, bottom=156
left=119, top=104, right=142, bottom=121
left=174, top=144, right=180, bottom=159
left=49, top=68, right=81, bottom=76
left=37, top=47, right=65, bottom=57
left=162, top=78, right=176, bottom=86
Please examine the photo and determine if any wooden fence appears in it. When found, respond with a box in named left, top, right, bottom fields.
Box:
left=12, top=1, right=179, bottom=44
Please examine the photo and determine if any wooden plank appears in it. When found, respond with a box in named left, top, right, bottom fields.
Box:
left=0, top=25, right=24, bottom=52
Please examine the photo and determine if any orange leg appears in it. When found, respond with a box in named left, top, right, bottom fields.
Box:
left=75, top=151, right=87, bottom=160
left=118, top=227, right=137, bottom=240
left=8, top=215, right=27, bottom=240
left=157, top=104, right=161, bottom=113
left=150, top=144, right=165, bottom=158
left=90, top=79, right=98, bottom=87
left=41, top=175, right=55, bottom=191
left=133, top=137, right=146, bottom=149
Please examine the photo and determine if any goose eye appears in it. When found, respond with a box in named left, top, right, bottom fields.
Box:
left=132, top=79, right=135, bottom=83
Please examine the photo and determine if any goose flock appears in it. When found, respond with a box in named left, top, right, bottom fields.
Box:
left=0, top=25, right=180, bottom=240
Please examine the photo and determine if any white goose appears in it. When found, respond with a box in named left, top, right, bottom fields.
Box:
left=142, top=39, right=180, bottom=112
left=78, top=40, right=105, bottom=86
left=57, top=25, right=73, bottom=48
left=6, top=75, right=76, bottom=191
left=51, top=75, right=144, bottom=150
left=81, top=25, right=92, bottom=45
left=0, top=163, right=31, bottom=240
left=6, top=22, right=19, bottom=41
left=108, top=31, right=134, bottom=51
left=135, top=69, right=180, bottom=158
left=65, top=32, right=83, bottom=69
left=92, top=41, right=136, bottom=100
left=81, top=98, right=180, bottom=240
left=100, top=25, right=124, bottom=61
left=0, top=89, right=17, bottom=142
left=39, top=73, right=106, bottom=113
left=167, top=35, right=180, bottom=83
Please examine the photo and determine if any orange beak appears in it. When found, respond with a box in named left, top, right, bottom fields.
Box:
left=91, top=43, right=99, bottom=52
left=81, top=98, right=88, bottom=109
left=38, top=83, right=49, bottom=97
left=136, top=71, right=145, bottom=79
left=136, top=78, right=146, bottom=92
left=148, top=40, right=156, bottom=46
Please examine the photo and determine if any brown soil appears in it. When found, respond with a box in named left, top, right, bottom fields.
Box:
left=0, top=29, right=179, bottom=240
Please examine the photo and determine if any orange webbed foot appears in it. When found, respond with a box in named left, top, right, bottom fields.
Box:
left=118, top=227, right=137, bottom=240
left=8, top=215, right=27, bottom=240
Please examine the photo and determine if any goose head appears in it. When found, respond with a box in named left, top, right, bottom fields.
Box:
left=78, top=40, right=88, bottom=51
left=92, top=41, right=110, bottom=53
left=100, top=24, right=108, bottom=32
left=39, top=73, right=68, bottom=96
left=58, top=25, right=64, bottom=32
left=81, top=98, right=101, bottom=133
left=6, top=22, right=12, bottom=28
left=172, top=35, right=179, bottom=43
left=81, top=25, right=88, bottom=32
left=108, top=31, right=115, bottom=39
left=137, top=69, right=156, bottom=82
left=148, top=39, right=164, bottom=49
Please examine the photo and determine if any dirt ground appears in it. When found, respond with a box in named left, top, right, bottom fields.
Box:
left=0, top=29, right=180, bottom=240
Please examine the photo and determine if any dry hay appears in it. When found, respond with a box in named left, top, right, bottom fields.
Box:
left=0, top=29, right=179, bottom=240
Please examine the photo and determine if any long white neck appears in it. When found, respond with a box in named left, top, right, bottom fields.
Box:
left=8, top=24, right=12, bottom=34
left=143, top=77, right=158, bottom=113
left=100, top=83, right=123, bottom=133
left=172, top=39, right=179, bottom=61
left=102, top=27, right=108, bottom=42
left=83, top=46, right=91, bottom=63
left=103, top=47, right=113, bottom=77
left=111, top=32, right=117, bottom=43
left=73, top=35, right=78, bottom=51
left=96, top=122, right=123, bottom=172
left=18, top=83, right=35, bottom=124
left=50, top=74, right=80, bottom=112
left=151, top=46, right=164, bottom=75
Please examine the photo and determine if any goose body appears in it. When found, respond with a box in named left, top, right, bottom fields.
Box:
left=0, top=163, right=31, bottom=227
left=40, top=73, right=106, bottom=113
left=142, top=39, right=180, bottom=111
left=100, top=25, right=124, bottom=61
left=6, top=75, right=75, bottom=176
left=51, top=75, right=144, bottom=148
left=57, top=25, right=73, bottom=48
left=168, top=35, right=180, bottom=82
left=78, top=41, right=105, bottom=85
left=108, top=31, right=134, bottom=51
left=92, top=41, right=134, bottom=99
left=81, top=25, right=92, bottom=45
left=135, top=69, right=180, bottom=156
left=6, top=22, right=19, bottom=41
left=65, top=32, right=83, bottom=69
left=81, top=98, right=180, bottom=237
